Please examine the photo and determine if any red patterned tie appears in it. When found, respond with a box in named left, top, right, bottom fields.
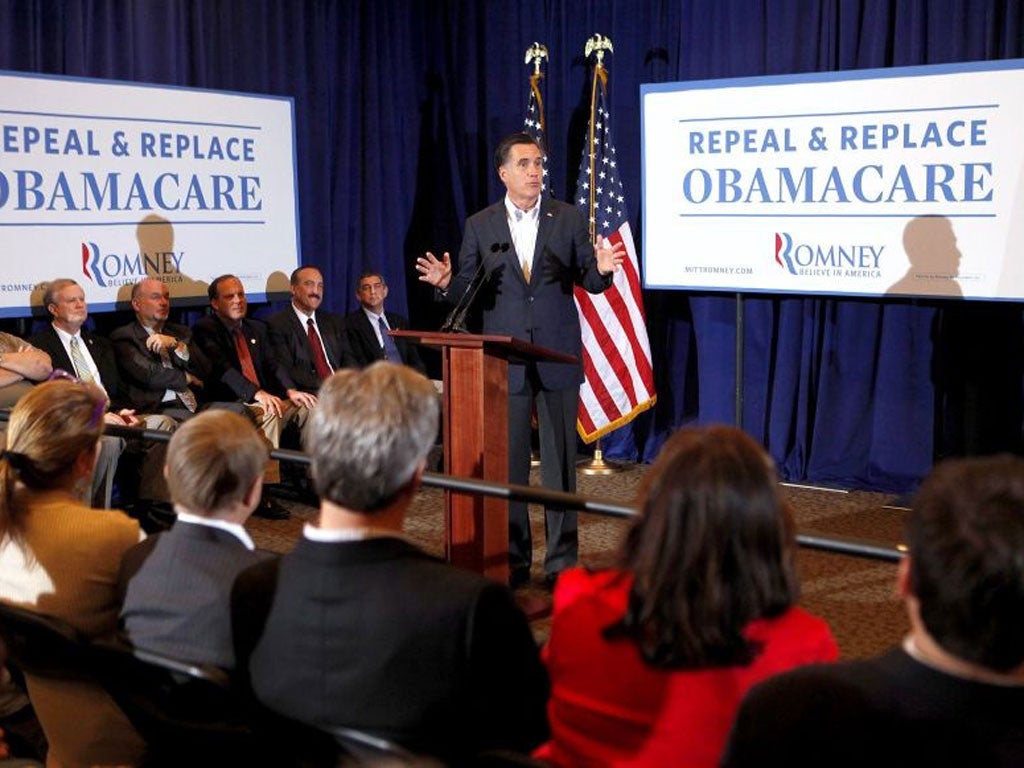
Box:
left=232, top=325, right=260, bottom=387
left=307, top=318, right=333, bottom=380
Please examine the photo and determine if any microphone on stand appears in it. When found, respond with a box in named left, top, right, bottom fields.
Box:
left=441, top=242, right=508, bottom=333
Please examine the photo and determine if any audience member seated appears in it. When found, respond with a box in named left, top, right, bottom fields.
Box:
left=110, top=277, right=209, bottom=423
left=119, top=410, right=276, bottom=669
left=30, top=278, right=176, bottom=509
left=535, top=425, right=838, bottom=768
left=233, top=362, right=548, bottom=766
left=192, top=274, right=312, bottom=446
left=342, top=270, right=425, bottom=373
left=722, top=454, right=1024, bottom=767
left=193, top=274, right=314, bottom=519
left=266, top=265, right=348, bottom=395
left=0, top=380, right=146, bottom=766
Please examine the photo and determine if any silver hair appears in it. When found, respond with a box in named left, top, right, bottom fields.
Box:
left=306, top=362, right=438, bottom=512
left=42, top=278, right=80, bottom=308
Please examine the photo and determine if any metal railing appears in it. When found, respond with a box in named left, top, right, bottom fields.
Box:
left=7, top=417, right=905, bottom=565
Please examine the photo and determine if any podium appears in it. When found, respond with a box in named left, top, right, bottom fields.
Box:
left=390, top=330, right=575, bottom=583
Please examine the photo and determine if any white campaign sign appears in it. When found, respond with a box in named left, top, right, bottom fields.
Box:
left=641, top=60, right=1024, bottom=300
left=0, top=71, right=300, bottom=317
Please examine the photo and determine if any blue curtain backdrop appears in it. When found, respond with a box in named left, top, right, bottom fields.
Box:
left=1, top=0, right=1021, bottom=492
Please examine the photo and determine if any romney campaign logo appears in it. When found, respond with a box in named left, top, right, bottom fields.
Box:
left=774, top=232, right=884, bottom=278
left=81, top=242, right=185, bottom=288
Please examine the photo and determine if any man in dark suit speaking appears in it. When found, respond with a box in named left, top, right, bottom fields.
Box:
left=416, top=132, right=623, bottom=588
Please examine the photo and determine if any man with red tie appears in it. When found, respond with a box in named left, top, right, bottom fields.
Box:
left=192, top=274, right=312, bottom=449
left=267, top=266, right=348, bottom=396
left=192, top=275, right=312, bottom=519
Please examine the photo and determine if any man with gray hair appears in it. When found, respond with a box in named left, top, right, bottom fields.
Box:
left=233, top=362, right=548, bottom=765
left=31, top=278, right=176, bottom=508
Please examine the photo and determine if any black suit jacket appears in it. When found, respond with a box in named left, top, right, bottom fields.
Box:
left=30, top=325, right=130, bottom=410
left=232, top=537, right=548, bottom=765
left=342, top=309, right=425, bottom=374
left=192, top=315, right=289, bottom=402
left=109, top=320, right=209, bottom=413
left=449, top=196, right=611, bottom=391
left=266, top=307, right=347, bottom=393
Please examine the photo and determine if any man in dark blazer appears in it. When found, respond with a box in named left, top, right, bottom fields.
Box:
left=342, top=270, right=425, bottom=374
left=32, top=278, right=176, bottom=506
left=416, top=132, right=624, bottom=587
left=266, top=265, right=347, bottom=395
left=192, top=274, right=312, bottom=449
left=110, top=277, right=209, bottom=420
left=119, top=410, right=274, bottom=669
left=232, top=363, right=548, bottom=765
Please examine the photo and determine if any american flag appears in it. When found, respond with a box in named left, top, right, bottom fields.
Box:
left=573, top=64, right=656, bottom=442
left=522, top=70, right=551, bottom=196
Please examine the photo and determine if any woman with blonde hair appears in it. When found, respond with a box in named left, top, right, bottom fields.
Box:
left=536, top=425, right=838, bottom=767
left=0, top=379, right=146, bottom=767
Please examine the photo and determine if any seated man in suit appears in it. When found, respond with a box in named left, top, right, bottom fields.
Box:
left=723, top=454, right=1024, bottom=767
left=267, top=265, right=348, bottom=398
left=193, top=274, right=312, bottom=519
left=31, top=278, right=176, bottom=508
left=343, top=270, right=425, bottom=373
left=110, top=277, right=209, bottom=423
left=119, top=409, right=275, bottom=669
left=192, top=274, right=311, bottom=446
left=233, top=363, right=548, bottom=765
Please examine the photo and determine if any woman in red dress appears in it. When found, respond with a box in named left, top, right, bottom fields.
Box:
left=536, top=425, right=838, bottom=767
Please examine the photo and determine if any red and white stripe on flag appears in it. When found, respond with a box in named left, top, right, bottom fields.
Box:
left=573, top=68, right=655, bottom=443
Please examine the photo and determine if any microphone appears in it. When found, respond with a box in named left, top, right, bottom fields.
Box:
left=440, top=243, right=508, bottom=333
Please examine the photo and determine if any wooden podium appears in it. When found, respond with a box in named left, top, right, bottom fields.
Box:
left=390, top=330, right=574, bottom=583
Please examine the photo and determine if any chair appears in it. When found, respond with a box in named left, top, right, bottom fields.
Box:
left=327, top=726, right=438, bottom=767
left=89, top=639, right=338, bottom=767
left=0, top=601, right=94, bottom=682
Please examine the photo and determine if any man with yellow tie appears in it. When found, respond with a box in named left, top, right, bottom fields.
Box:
left=32, top=278, right=176, bottom=507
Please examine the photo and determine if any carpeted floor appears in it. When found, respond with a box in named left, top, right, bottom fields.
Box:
left=250, top=464, right=909, bottom=661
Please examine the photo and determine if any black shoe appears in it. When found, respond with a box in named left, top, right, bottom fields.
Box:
left=509, top=568, right=531, bottom=590
left=253, top=497, right=291, bottom=520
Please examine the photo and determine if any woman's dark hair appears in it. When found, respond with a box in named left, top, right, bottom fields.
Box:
left=605, top=425, right=798, bottom=669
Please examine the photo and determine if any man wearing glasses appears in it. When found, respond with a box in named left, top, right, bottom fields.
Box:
left=343, top=270, right=425, bottom=374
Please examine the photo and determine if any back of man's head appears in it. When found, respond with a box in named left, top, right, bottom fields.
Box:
left=166, top=410, right=269, bottom=518
left=907, top=454, right=1024, bottom=672
left=306, top=362, right=438, bottom=513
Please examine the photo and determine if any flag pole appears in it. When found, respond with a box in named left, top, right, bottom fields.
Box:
left=577, top=33, right=623, bottom=477
left=524, top=42, right=549, bottom=469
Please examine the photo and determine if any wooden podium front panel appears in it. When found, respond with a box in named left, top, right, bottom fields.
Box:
left=443, top=345, right=509, bottom=582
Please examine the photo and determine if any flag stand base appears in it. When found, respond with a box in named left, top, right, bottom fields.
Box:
left=577, top=446, right=623, bottom=476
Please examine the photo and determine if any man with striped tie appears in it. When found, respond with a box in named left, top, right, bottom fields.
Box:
left=30, top=278, right=175, bottom=507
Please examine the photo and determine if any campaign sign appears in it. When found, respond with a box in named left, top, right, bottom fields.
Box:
left=641, top=59, right=1024, bottom=300
left=0, top=71, right=300, bottom=316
